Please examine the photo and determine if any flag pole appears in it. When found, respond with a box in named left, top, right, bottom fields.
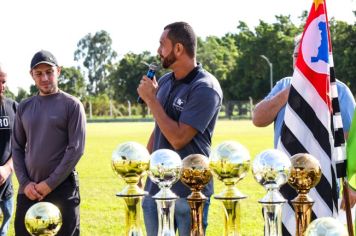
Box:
left=342, top=178, right=354, bottom=236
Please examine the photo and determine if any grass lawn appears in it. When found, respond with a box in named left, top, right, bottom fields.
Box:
left=8, top=120, right=274, bottom=236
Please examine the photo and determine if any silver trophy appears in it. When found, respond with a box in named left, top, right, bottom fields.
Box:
left=148, top=149, right=182, bottom=236
left=252, top=149, right=291, bottom=236
left=209, top=141, right=251, bottom=236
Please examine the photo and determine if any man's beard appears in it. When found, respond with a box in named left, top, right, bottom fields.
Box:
left=161, top=51, right=177, bottom=69
left=0, top=94, right=4, bottom=105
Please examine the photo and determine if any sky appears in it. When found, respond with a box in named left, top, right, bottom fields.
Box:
left=1, top=0, right=355, bottom=93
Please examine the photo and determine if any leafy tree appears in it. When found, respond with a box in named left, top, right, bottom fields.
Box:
left=197, top=34, right=238, bottom=82
left=29, top=85, right=38, bottom=96
left=109, top=51, right=159, bottom=103
left=15, top=87, right=29, bottom=102
left=74, top=30, right=117, bottom=95
left=4, top=89, right=15, bottom=100
left=58, top=66, right=86, bottom=99
left=330, top=19, right=356, bottom=94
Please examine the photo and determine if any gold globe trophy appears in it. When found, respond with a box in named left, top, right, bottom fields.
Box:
left=252, top=149, right=291, bottom=236
left=24, top=202, right=62, bottom=236
left=209, top=141, right=250, bottom=236
left=112, top=141, right=150, bottom=236
left=180, top=154, right=212, bottom=236
left=288, top=153, right=321, bottom=236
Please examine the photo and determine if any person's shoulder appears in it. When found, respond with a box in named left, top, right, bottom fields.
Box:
left=276, top=76, right=292, bottom=86
left=58, top=91, right=82, bottom=105
left=18, top=95, right=35, bottom=106
left=3, top=97, right=16, bottom=105
left=157, top=72, right=172, bottom=85
left=196, top=68, right=222, bottom=90
left=194, top=68, right=219, bottom=87
left=335, top=79, right=349, bottom=90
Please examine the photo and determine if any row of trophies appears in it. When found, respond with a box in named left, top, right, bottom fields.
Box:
left=18, top=140, right=347, bottom=236
left=111, top=141, right=348, bottom=236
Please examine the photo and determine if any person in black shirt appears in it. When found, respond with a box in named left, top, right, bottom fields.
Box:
left=0, top=62, right=17, bottom=236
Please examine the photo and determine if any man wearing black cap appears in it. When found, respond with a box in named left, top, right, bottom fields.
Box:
left=12, top=50, right=86, bottom=236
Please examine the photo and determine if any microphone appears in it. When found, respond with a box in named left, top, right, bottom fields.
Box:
left=137, top=63, right=158, bottom=104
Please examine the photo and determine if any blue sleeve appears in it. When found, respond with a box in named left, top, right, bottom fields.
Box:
left=179, top=87, right=221, bottom=133
left=338, top=83, right=355, bottom=132
left=265, top=77, right=292, bottom=100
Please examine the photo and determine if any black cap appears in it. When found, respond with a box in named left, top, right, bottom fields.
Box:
left=30, top=50, right=58, bottom=69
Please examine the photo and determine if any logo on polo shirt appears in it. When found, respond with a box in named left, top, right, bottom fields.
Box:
left=173, top=97, right=185, bottom=111
left=0, top=116, right=10, bottom=129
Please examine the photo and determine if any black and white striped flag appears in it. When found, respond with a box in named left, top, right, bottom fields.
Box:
left=277, top=0, right=346, bottom=235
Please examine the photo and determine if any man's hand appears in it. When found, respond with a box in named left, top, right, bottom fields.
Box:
left=137, top=76, right=158, bottom=104
left=341, top=185, right=356, bottom=210
left=24, top=182, right=42, bottom=201
left=35, top=181, right=52, bottom=201
left=0, top=165, right=12, bottom=185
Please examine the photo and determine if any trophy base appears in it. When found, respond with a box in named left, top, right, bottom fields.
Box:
left=116, top=185, right=148, bottom=197
left=153, top=189, right=179, bottom=200
left=214, top=188, right=246, bottom=200
left=259, top=189, right=286, bottom=204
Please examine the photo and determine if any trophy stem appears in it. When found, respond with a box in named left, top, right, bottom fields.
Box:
left=121, top=196, right=144, bottom=236
left=155, top=199, right=176, bottom=236
left=291, top=194, right=314, bottom=236
left=187, top=197, right=206, bottom=236
left=219, top=199, right=242, bottom=236
left=260, top=202, right=284, bottom=236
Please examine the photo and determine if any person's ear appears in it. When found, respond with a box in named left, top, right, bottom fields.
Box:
left=57, top=66, right=62, bottom=76
left=175, top=43, right=184, bottom=56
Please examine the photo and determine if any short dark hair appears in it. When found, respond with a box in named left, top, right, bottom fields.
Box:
left=164, top=22, right=196, bottom=58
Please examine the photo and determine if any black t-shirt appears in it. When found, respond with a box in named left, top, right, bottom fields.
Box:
left=0, top=98, right=17, bottom=200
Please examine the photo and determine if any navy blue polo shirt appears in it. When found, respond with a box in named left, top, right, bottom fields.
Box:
left=144, top=64, right=223, bottom=198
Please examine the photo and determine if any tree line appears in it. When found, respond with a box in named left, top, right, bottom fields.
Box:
left=6, top=12, right=356, bottom=118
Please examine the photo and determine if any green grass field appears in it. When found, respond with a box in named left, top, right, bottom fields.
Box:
left=9, top=120, right=274, bottom=236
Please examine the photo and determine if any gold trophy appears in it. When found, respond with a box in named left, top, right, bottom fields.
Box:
left=209, top=141, right=250, bottom=236
left=180, top=154, right=212, bottom=236
left=252, top=149, right=291, bottom=236
left=288, top=153, right=321, bottom=236
left=112, top=141, right=150, bottom=236
left=0, top=209, right=3, bottom=228
left=24, top=202, right=62, bottom=236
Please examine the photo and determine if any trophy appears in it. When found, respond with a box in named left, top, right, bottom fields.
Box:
left=25, top=202, right=62, bottom=236
left=209, top=141, right=250, bottom=236
left=180, top=154, right=212, bottom=236
left=252, top=149, right=292, bottom=236
left=305, top=217, right=348, bottom=236
left=288, top=153, right=321, bottom=236
left=112, top=141, right=150, bottom=236
left=148, top=149, right=182, bottom=236
left=0, top=209, right=3, bottom=229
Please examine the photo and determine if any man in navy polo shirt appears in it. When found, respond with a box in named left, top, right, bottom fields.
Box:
left=137, top=21, right=223, bottom=236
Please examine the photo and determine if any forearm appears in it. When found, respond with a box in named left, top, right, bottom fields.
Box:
left=147, top=131, right=154, bottom=154
left=252, top=88, right=289, bottom=127
left=46, top=147, right=83, bottom=190
left=12, top=147, right=31, bottom=187
left=147, top=98, right=194, bottom=149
